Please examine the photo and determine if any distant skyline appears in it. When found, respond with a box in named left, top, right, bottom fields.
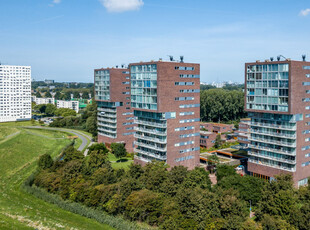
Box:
left=1, top=0, right=310, bottom=83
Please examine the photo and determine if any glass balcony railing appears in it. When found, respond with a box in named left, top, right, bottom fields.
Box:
left=249, top=144, right=296, bottom=156
left=98, top=117, right=116, bottom=123
left=250, top=129, right=296, bottom=139
left=251, top=122, right=296, bottom=130
left=98, top=122, right=117, bottom=128
left=134, top=126, right=167, bottom=136
left=248, top=158, right=296, bottom=172
left=134, top=133, right=167, bottom=144
left=98, top=127, right=117, bottom=134
left=135, top=119, right=167, bottom=128
left=134, top=148, right=167, bottom=160
left=134, top=141, right=167, bottom=152
left=249, top=137, right=296, bottom=147
left=248, top=151, right=296, bottom=164
left=98, top=107, right=116, bottom=113
left=98, top=132, right=116, bottom=138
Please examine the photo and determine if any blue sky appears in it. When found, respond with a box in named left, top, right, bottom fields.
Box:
left=1, top=0, right=310, bottom=83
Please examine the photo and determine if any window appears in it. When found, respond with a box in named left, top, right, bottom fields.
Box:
left=175, top=126, right=194, bottom=131
left=302, top=145, right=310, bottom=151
left=123, top=132, right=135, bottom=136
left=180, top=111, right=194, bottom=116
left=179, top=147, right=199, bottom=154
left=179, top=133, right=200, bottom=138
left=180, top=89, right=200, bottom=93
left=175, top=141, right=194, bottom=147
left=179, top=104, right=200, bottom=108
left=175, top=155, right=194, bottom=162
left=175, top=66, right=195, bottom=70
left=122, top=92, right=130, bottom=95
left=180, top=74, right=199, bottom=78
left=298, top=178, right=308, bottom=187
left=175, top=82, right=194, bottom=86
left=175, top=97, right=194, bottom=101
left=122, top=82, right=129, bottom=84
left=180, top=118, right=200, bottom=123
left=302, top=161, right=310, bottom=167
left=303, top=66, right=310, bottom=70
left=303, top=98, right=310, bottom=102
left=303, top=130, right=310, bottom=134
left=306, top=74, right=310, bottom=78
left=303, top=82, right=310, bottom=86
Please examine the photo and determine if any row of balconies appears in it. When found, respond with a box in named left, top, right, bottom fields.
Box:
left=98, top=107, right=116, bottom=113
left=98, top=132, right=116, bottom=139
left=251, top=122, right=296, bottom=130
left=98, top=122, right=117, bottom=128
left=98, top=127, right=117, bottom=134
left=249, top=144, right=296, bottom=155
left=250, top=129, right=296, bottom=139
left=248, top=151, right=296, bottom=164
left=248, top=158, right=296, bottom=172
left=98, top=112, right=117, bottom=118
left=134, top=126, right=167, bottom=136
left=98, top=117, right=116, bottom=123
left=134, top=133, right=167, bottom=144
left=249, top=137, right=296, bottom=147
left=135, top=148, right=167, bottom=160
left=135, top=119, right=167, bottom=128
left=134, top=141, right=167, bottom=152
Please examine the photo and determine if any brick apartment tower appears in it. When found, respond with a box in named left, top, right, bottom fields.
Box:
left=95, top=67, right=135, bottom=152
left=129, top=60, right=201, bottom=170
left=245, top=58, right=310, bottom=187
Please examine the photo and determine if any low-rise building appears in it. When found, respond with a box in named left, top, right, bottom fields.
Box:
left=200, top=131, right=217, bottom=148
left=56, top=100, right=79, bottom=113
left=200, top=122, right=234, bottom=133
left=32, top=96, right=55, bottom=105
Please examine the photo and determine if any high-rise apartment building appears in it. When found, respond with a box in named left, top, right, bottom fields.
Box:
left=129, top=60, right=200, bottom=170
left=245, top=59, right=310, bottom=187
left=95, top=68, right=135, bottom=152
left=0, top=64, right=31, bottom=123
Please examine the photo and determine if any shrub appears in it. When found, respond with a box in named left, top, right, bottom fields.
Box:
left=38, top=154, right=53, bottom=170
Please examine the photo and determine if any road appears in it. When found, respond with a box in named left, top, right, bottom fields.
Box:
left=25, top=126, right=93, bottom=154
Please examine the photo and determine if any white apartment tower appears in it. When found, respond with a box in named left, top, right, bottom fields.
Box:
left=0, top=65, right=31, bottom=122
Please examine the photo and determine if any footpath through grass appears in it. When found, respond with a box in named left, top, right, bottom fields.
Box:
left=0, top=122, right=114, bottom=229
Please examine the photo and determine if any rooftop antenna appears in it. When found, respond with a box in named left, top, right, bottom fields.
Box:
left=116, top=65, right=118, bottom=68
left=180, top=56, right=184, bottom=63
left=121, top=64, right=125, bottom=68
left=270, top=57, right=274, bottom=61
left=277, top=56, right=281, bottom=61
left=302, top=55, right=306, bottom=62
left=168, top=55, right=174, bottom=61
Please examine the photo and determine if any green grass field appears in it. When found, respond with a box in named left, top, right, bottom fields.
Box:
left=0, top=122, right=114, bottom=229
left=108, top=153, right=133, bottom=170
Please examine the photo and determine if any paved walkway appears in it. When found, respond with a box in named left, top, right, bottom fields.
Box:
left=24, top=126, right=93, bottom=154
left=0, top=131, right=21, bottom=145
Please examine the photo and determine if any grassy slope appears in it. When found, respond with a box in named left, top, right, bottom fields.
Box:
left=108, top=153, right=133, bottom=170
left=0, top=124, right=114, bottom=229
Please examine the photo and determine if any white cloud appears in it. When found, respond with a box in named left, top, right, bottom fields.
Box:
left=300, top=8, right=310, bottom=16
left=100, top=0, right=144, bottom=13
left=49, top=0, right=61, bottom=7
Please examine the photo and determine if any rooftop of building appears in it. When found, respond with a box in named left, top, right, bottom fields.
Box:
left=246, top=55, right=310, bottom=65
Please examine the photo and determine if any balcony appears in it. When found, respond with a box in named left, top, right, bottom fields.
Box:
left=134, top=126, right=167, bottom=136
left=135, top=119, right=167, bottom=128
left=134, top=155, right=152, bottom=163
left=98, top=117, right=116, bottom=123
left=134, top=133, right=167, bottom=144
left=98, top=122, right=117, bottom=129
left=98, top=127, right=117, bottom=134
left=135, top=148, right=167, bottom=160
left=98, top=107, right=116, bottom=113
left=248, top=158, right=296, bottom=172
left=250, top=129, right=296, bottom=139
left=249, top=144, right=296, bottom=156
left=248, top=151, right=296, bottom=164
left=98, top=132, right=116, bottom=139
left=98, top=113, right=117, bottom=118
left=134, top=141, right=167, bottom=152
left=249, top=137, right=296, bottom=147
left=251, top=122, right=296, bottom=130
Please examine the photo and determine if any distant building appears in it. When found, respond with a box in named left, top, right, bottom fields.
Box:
left=56, top=100, right=79, bottom=113
left=200, top=131, right=217, bottom=148
left=245, top=58, right=310, bottom=187
left=0, top=65, right=31, bottom=122
left=236, top=118, right=251, bottom=148
left=31, top=96, right=55, bottom=105
left=200, top=122, right=234, bottom=133
left=44, top=79, right=54, bottom=84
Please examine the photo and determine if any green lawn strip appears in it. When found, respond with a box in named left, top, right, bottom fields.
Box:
left=0, top=120, right=38, bottom=127
left=0, top=126, right=19, bottom=141
left=108, top=153, right=133, bottom=170
left=0, top=128, right=114, bottom=229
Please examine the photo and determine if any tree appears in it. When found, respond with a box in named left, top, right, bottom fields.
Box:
left=54, top=91, right=62, bottom=100
left=88, top=143, right=108, bottom=154
left=207, top=154, right=220, bottom=166
left=73, top=91, right=80, bottom=99
left=216, top=164, right=236, bottom=182
left=110, top=143, right=127, bottom=159
left=214, top=134, right=222, bottom=148
left=82, top=91, right=89, bottom=99
left=86, top=116, right=97, bottom=137
left=34, top=104, right=47, bottom=114
left=45, top=104, right=57, bottom=116
left=35, top=91, right=42, bottom=98
left=45, top=91, right=52, bottom=98
left=55, top=108, right=76, bottom=117
left=38, top=154, right=53, bottom=170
